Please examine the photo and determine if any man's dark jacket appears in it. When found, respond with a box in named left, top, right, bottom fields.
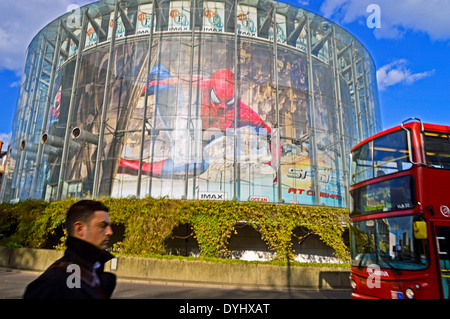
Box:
left=23, top=236, right=116, bottom=299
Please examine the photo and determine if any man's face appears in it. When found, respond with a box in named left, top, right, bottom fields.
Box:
left=77, top=210, right=113, bottom=250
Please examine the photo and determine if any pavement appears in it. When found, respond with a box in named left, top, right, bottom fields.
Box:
left=2, top=268, right=432, bottom=318
left=0, top=268, right=351, bottom=299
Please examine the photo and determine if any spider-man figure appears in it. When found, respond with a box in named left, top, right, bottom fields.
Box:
left=118, top=65, right=275, bottom=178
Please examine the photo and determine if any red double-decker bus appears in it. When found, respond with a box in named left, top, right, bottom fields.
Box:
left=349, top=118, right=450, bottom=299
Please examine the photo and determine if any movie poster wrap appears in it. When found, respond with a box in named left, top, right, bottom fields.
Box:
left=168, top=1, right=191, bottom=32
left=269, top=13, right=287, bottom=44
left=236, top=5, right=257, bottom=37
left=50, top=32, right=345, bottom=207
left=203, top=1, right=225, bottom=33
left=103, top=39, right=346, bottom=207
left=136, top=4, right=155, bottom=35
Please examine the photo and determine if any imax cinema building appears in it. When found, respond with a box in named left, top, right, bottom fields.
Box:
left=1, top=0, right=381, bottom=209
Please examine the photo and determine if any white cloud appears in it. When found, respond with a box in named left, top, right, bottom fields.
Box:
left=0, top=132, right=11, bottom=151
left=296, top=0, right=310, bottom=5
left=320, top=0, right=450, bottom=40
left=0, top=0, right=96, bottom=73
left=9, top=80, right=21, bottom=88
left=376, top=59, right=435, bottom=90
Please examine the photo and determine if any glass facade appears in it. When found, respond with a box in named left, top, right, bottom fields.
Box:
left=1, top=0, right=381, bottom=207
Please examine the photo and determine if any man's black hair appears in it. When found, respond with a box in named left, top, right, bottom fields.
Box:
left=65, top=200, right=109, bottom=236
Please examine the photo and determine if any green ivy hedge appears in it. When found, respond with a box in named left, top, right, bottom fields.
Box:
left=0, top=197, right=350, bottom=262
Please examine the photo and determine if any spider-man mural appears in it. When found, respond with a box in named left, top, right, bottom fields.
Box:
left=118, top=65, right=276, bottom=178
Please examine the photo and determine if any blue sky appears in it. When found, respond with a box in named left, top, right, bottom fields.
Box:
left=0, top=0, right=448, bottom=150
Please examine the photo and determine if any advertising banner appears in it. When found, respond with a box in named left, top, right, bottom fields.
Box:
left=236, top=5, right=257, bottom=37
left=84, top=18, right=101, bottom=50
left=168, top=1, right=191, bottom=32
left=269, top=13, right=287, bottom=44
left=295, top=21, right=307, bottom=52
left=68, top=29, right=81, bottom=57
left=203, top=1, right=225, bottom=33
left=136, top=4, right=155, bottom=35
left=107, top=11, right=126, bottom=40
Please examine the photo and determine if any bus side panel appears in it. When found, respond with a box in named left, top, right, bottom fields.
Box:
left=420, top=167, right=450, bottom=219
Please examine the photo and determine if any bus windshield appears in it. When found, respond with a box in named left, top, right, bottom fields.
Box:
left=351, top=129, right=412, bottom=185
left=350, top=215, right=429, bottom=271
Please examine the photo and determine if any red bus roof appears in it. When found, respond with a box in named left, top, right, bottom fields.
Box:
left=351, top=121, right=450, bottom=151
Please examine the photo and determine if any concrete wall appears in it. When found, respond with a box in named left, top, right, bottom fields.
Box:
left=0, top=246, right=350, bottom=289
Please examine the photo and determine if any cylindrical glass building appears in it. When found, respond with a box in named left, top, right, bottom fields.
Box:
left=1, top=0, right=381, bottom=207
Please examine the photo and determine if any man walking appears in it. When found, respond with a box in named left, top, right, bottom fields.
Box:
left=23, top=200, right=116, bottom=299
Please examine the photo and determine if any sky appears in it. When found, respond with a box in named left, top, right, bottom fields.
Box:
left=0, top=0, right=448, bottom=150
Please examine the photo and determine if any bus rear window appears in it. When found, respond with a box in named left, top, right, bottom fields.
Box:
left=350, top=175, right=415, bottom=216
left=351, top=130, right=412, bottom=185
left=424, top=131, right=450, bottom=169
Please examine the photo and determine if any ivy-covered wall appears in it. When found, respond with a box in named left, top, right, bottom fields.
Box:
left=0, top=197, right=350, bottom=262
